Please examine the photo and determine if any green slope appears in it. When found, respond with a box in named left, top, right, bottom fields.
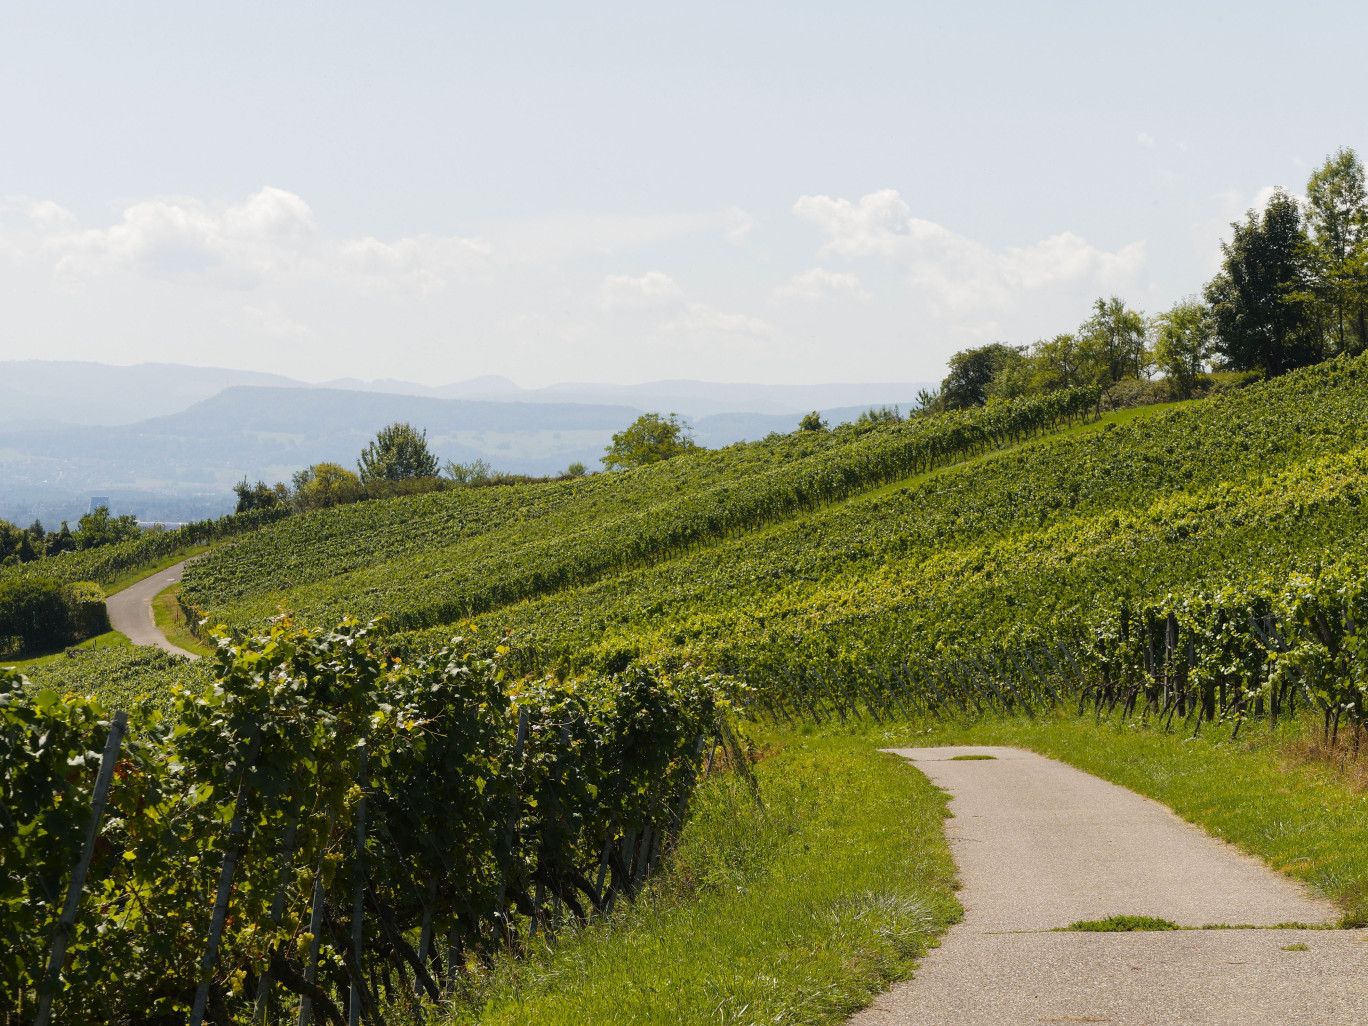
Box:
left=180, top=388, right=1097, bottom=631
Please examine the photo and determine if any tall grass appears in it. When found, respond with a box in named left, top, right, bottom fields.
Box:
left=439, top=732, right=960, bottom=1026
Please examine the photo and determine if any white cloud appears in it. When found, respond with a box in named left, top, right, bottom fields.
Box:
left=599, top=271, right=684, bottom=310
left=793, top=188, right=1146, bottom=314
left=661, top=302, right=773, bottom=340
left=778, top=267, right=871, bottom=302
left=1138, top=132, right=1156, bottom=147
left=0, top=187, right=491, bottom=291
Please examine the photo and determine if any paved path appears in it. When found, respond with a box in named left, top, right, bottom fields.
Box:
left=105, top=560, right=199, bottom=660
left=850, top=745, right=1368, bottom=1025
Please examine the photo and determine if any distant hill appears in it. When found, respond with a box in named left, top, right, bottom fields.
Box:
left=0, top=360, right=302, bottom=426
left=0, top=386, right=923, bottom=525
left=1, top=360, right=930, bottom=426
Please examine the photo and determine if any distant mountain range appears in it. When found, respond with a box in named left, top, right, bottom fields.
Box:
left=0, top=361, right=930, bottom=525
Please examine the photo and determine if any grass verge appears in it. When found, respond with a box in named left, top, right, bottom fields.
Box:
left=0, top=630, right=132, bottom=673
left=152, top=584, right=216, bottom=658
left=441, top=731, right=960, bottom=1026
left=879, top=709, right=1368, bottom=926
left=102, top=544, right=211, bottom=596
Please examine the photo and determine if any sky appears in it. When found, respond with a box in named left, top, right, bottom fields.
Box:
left=0, top=1, right=1364, bottom=388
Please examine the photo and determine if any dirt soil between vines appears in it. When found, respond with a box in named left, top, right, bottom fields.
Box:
left=850, top=745, right=1368, bottom=1025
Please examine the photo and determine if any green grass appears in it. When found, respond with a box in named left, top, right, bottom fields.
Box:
left=948, top=754, right=996, bottom=761
left=0, top=630, right=131, bottom=673
left=879, top=709, right=1368, bottom=927
left=1064, top=915, right=1178, bottom=932
left=101, top=544, right=210, bottom=596
left=151, top=584, right=216, bottom=658
left=442, top=731, right=960, bottom=1026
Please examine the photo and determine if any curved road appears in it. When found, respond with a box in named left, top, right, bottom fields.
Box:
left=105, top=560, right=200, bottom=660
left=851, top=746, right=1368, bottom=1025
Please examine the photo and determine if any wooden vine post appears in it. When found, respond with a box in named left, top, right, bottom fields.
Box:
left=34, top=710, right=129, bottom=1026
left=190, top=724, right=263, bottom=1026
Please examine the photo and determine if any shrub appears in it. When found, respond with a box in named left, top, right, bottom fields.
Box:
left=0, top=579, right=108, bottom=656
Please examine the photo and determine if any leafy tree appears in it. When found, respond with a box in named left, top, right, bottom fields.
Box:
left=444, top=458, right=493, bottom=486
left=46, top=521, right=76, bottom=556
left=358, top=422, right=441, bottom=484
left=76, top=506, right=140, bottom=550
left=1303, top=147, right=1368, bottom=355
left=602, top=413, right=699, bottom=470
left=986, top=353, right=1033, bottom=402
left=939, top=343, right=1028, bottom=409
left=1078, top=297, right=1149, bottom=385
left=565, top=461, right=588, bottom=477
left=855, top=405, right=902, bottom=427
left=799, top=411, right=827, bottom=432
left=290, top=463, right=362, bottom=510
left=1206, top=189, right=1321, bottom=375
left=233, top=478, right=286, bottom=513
left=1152, top=298, right=1215, bottom=398
left=1030, top=333, right=1089, bottom=391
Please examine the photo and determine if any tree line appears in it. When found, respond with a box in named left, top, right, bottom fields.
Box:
left=926, top=147, right=1368, bottom=411
left=0, top=506, right=141, bottom=568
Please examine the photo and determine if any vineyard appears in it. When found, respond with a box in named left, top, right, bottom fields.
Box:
left=0, top=509, right=291, bottom=590
left=11, top=354, right=1368, bottom=1021
left=3, top=622, right=728, bottom=1022
left=178, top=388, right=1099, bottom=634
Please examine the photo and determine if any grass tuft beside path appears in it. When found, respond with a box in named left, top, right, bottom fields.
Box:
left=443, top=733, right=960, bottom=1026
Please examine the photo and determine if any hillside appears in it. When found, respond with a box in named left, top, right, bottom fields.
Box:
left=176, top=356, right=1368, bottom=693
left=0, top=376, right=927, bottom=525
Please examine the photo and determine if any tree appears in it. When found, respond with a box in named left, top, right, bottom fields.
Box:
left=1078, top=297, right=1148, bottom=385
left=855, top=405, right=901, bottom=426
left=291, top=463, right=362, bottom=510
left=444, top=458, right=493, bottom=486
left=602, top=413, right=699, bottom=470
left=1303, top=147, right=1368, bottom=355
left=358, top=422, right=441, bottom=484
left=564, top=461, right=588, bottom=478
left=939, top=343, right=1028, bottom=409
left=1152, top=298, right=1215, bottom=398
left=234, top=478, right=286, bottom=513
left=1030, top=333, right=1089, bottom=391
left=1205, top=189, right=1321, bottom=376
left=76, top=506, right=140, bottom=550
left=799, top=411, right=827, bottom=432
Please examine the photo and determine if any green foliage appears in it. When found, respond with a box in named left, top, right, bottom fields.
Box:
left=0, top=578, right=109, bottom=656
left=233, top=477, right=287, bottom=514
left=357, top=421, right=441, bottom=483
left=1078, top=296, right=1149, bottom=386
left=1065, top=915, right=1178, bottom=932
left=1152, top=298, right=1215, bottom=397
left=180, top=387, right=1100, bottom=635
left=290, top=462, right=362, bottom=510
left=565, top=460, right=588, bottom=478
left=799, top=410, right=827, bottom=432
left=0, top=507, right=290, bottom=589
left=1, top=620, right=724, bottom=1020
left=450, top=733, right=959, bottom=1026
left=76, top=505, right=141, bottom=550
left=1303, top=147, right=1368, bottom=356
left=602, top=412, right=699, bottom=470
left=939, top=342, right=1027, bottom=409
left=1207, top=189, right=1322, bottom=376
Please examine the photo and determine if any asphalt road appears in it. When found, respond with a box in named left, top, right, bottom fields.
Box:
left=104, top=559, right=199, bottom=660
left=849, top=745, right=1368, bottom=1025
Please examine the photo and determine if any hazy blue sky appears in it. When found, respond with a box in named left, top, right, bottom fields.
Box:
left=0, top=1, right=1362, bottom=386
